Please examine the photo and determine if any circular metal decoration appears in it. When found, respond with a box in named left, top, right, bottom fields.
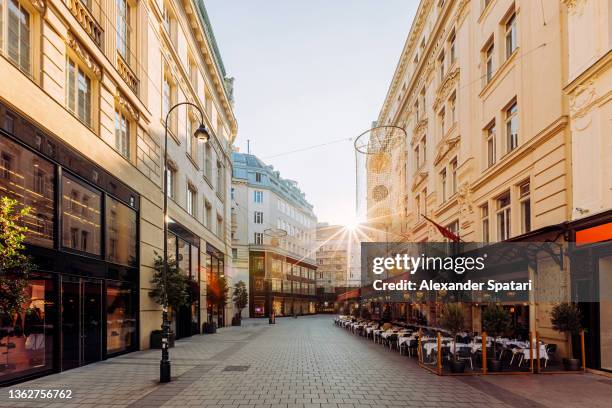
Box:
left=371, top=185, right=389, bottom=202
left=354, top=125, right=407, bottom=155
left=369, top=152, right=390, bottom=174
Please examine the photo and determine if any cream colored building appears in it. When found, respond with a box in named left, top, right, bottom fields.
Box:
left=0, top=0, right=237, bottom=382
left=366, top=0, right=611, bottom=369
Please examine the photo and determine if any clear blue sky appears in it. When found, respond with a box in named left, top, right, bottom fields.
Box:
left=205, top=0, right=417, bottom=226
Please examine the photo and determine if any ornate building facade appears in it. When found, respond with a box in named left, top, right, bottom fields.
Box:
left=231, top=152, right=318, bottom=318
left=0, top=0, right=237, bottom=384
left=366, top=0, right=611, bottom=371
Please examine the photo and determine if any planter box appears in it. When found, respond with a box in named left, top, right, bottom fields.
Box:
left=203, top=322, right=217, bottom=334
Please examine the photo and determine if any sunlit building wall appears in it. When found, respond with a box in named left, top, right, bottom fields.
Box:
left=0, top=0, right=237, bottom=383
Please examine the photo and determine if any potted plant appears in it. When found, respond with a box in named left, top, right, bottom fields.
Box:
left=439, top=304, right=467, bottom=373
left=232, top=280, right=248, bottom=326
left=0, top=198, right=34, bottom=370
left=550, top=302, right=582, bottom=371
left=202, top=321, right=217, bottom=334
left=482, top=304, right=511, bottom=372
left=148, top=253, right=189, bottom=348
left=360, top=307, right=371, bottom=320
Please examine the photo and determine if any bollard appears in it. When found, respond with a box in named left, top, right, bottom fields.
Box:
left=418, top=329, right=423, bottom=364
left=529, top=331, right=534, bottom=372
left=536, top=332, right=541, bottom=373
left=437, top=332, right=442, bottom=375
left=581, top=329, right=586, bottom=372
left=482, top=332, right=487, bottom=374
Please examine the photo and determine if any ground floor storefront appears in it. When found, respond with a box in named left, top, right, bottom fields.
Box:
left=248, top=250, right=318, bottom=318
left=0, top=105, right=140, bottom=384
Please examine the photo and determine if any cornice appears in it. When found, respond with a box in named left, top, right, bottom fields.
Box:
left=379, top=0, right=471, bottom=126
left=114, top=90, right=139, bottom=122
left=433, top=134, right=460, bottom=166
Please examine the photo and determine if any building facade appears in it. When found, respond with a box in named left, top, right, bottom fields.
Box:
left=0, top=0, right=237, bottom=385
left=365, top=0, right=611, bottom=370
left=231, top=152, right=317, bottom=318
left=315, top=223, right=361, bottom=312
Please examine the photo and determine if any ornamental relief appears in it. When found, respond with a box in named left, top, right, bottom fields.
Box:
left=66, top=32, right=101, bottom=79
left=563, top=0, right=587, bottom=16
left=31, top=0, right=45, bottom=12
left=569, top=80, right=597, bottom=130
left=454, top=0, right=470, bottom=28
left=433, top=67, right=460, bottom=111
left=433, top=135, right=460, bottom=166
left=114, top=90, right=139, bottom=122
left=457, top=184, right=474, bottom=216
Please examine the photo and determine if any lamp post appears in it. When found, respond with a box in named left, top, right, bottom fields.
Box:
left=161, top=102, right=210, bottom=383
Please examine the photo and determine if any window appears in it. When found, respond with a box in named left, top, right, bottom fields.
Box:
left=186, top=185, right=196, bottom=216
left=438, top=108, right=446, bottom=136
left=450, top=158, right=457, bottom=195
left=232, top=248, right=238, bottom=260
left=216, top=215, right=223, bottom=238
left=105, top=196, right=137, bottom=266
left=67, top=58, right=92, bottom=127
left=486, top=121, right=496, bottom=167
left=204, top=201, right=212, bottom=228
left=107, top=283, right=135, bottom=354
left=414, top=146, right=420, bottom=171
left=485, top=42, right=494, bottom=84
left=216, top=160, right=224, bottom=197
left=255, top=172, right=262, bottom=182
left=0, top=135, right=55, bottom=248
left=415, top=193, right=421, bottom=217
left=440, top=168, right=447, bottom=202
left=162, top=71, right=178, bottom=136
left=254, top=211, right=263, bottom=224
left=188, top=56, right=198, bottom=89
left=449, top=91, right=456, bottom=124
left=254, top=190, right=263, bottom=203
left=481, top=204, right=490, bottom=243
left=519, top=181, right=531, bottom=233
left=505, top=101, right=518, bottom=152
left=420, top=137, right=427, bottom=165
left=1, top=0, right=31, bottom=74
left=116, top=0, right=131, bottom=64
left=447, top=221, right=459, bottom=241
left=254, top=232, right=264, bottom=245
left=114, top=109, right=130, bottom=159
left=186, top=113, right=198, bottom=158
left=505, top=12, right=517, bottom=59
left=438, top=51, right=445, bottom=82
left=496, top=191, right=511, bottom=241
left=166, top=165, right=176, bottom=199
left=204, top=143, right=212, bottom=180
left=449, top=30, right=456, bottom=63
left=162, top=2, right=176, bottom=46
left=62, top=175, right=101, bottom=254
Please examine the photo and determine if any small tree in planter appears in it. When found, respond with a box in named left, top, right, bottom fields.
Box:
left=232, top=280, right=248, bottom=326
left=149, top=253, right=189, bottom=348
left=207, top=274, right=229, bottom=328
left=439, top=304, right=466, bottom=373
left=0, top=198, right=34, bottom=369
left=482, top=304, right=512, bottom=372
left=550, top=302, right=583, bottom=371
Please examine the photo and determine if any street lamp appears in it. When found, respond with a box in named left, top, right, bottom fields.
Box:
left=161, top=102, right=210, bottom=383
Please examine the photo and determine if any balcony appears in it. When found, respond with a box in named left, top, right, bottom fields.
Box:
left=117, top=55, right=139, bottom=95
left=67, top=0, right=103, bottom=47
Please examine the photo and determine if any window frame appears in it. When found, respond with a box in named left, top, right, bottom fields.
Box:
left=66, top=55, right=94, bottom=128
left=505, top=100, right=518, bottom=153
left=485, top=120, right=496, bottom=168
left=496, top=191, right=511, bottom=241
left=504, top=11, right=517, bottom=60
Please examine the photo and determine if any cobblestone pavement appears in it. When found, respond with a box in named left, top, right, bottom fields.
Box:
left=2, top=315, right=612, bottom=408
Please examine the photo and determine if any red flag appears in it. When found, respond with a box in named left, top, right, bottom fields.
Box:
left=423, top=215, right=461, bottom=242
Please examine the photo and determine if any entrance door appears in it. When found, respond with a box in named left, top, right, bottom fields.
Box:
left=61, top=278, right=103, bottom=370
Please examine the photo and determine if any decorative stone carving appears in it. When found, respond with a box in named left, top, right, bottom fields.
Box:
left=454, top=0, right=470, bottom=28
left=563, top=0, right=587, bottom=16
left=457, top=184, right=474, bottom=216
left=433, top=67, right=460, bottom=111
left=66, top=32, right=101, bottom=79
left=114, top=90, right=139, bottom=122
left=31, top=0, right=45, bottom=12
